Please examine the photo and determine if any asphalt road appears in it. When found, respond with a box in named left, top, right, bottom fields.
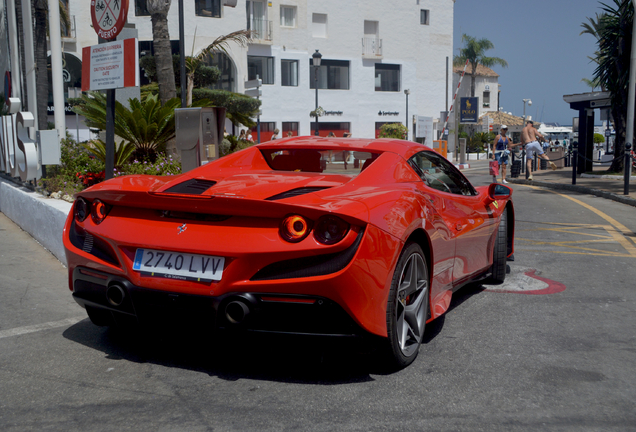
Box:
left=1, top=169, right=635, bottom=431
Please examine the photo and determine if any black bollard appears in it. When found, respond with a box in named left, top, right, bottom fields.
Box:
left=572, top=145, right=578, bottom=185
left=625, top=143, right=632, bottom=196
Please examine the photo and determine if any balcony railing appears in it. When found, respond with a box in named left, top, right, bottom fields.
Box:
left=362, top=37, right=382, bottom=57
left=250, top=18, right=273, bottom=42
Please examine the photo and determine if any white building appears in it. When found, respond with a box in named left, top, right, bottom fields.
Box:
left=4, top=0, right=456, bottom=141
left=452, top=64, right=500, bottom=117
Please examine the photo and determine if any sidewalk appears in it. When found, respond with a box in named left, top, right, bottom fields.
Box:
left=463, top=159, right=636, bottom=207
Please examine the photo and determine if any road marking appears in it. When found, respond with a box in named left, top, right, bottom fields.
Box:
left=0, top=316, right=85, bottom=340
left=516, top=222, right=636, bottom=258
left=485, top=266, right=566, bottom=295
left=515, top=185, right=636, bottom=258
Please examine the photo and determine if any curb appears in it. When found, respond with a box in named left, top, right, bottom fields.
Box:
left=506, top=177, right=636, bottom=208
left=455, top=163, right=470, bottom=170
left=0, top=177, right=71, bottom=265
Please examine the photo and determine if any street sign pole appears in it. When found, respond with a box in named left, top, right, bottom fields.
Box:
left=91, top=0, right=129, bottom=179
left=245, top=75, right=262, bottom=143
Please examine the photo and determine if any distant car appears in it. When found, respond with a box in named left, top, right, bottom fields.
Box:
left=63, top=137, right=514, bottom=369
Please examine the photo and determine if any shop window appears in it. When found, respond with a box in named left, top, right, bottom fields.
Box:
left=309, top=59, right=349, bottom=90
left=375, top=64, right=400, bottom=92
left=282, top=122, right=299, bottom=137
left=251, top=122, right=277, bottom=142
left=309, top=122, right=351, bottom=137
left=248, top=56, right=275, bottom=84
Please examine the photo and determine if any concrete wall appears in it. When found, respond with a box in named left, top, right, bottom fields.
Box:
left=0, top=179, right=71, bottom=266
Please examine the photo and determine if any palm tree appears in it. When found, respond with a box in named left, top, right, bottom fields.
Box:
left=453, top=34, right=508, bottom=98
left=146, top=0, right=177, bottom=104
left=585, top=0, right=632, bottom=173
left=185, top=29, right=252, bottom=106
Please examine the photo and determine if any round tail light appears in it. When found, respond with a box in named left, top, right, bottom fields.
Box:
left=74, top=197, right=89, bottom=222
left=280, top=215, right=311, bottom=243
left=314, top=215, right=350, bottom=245
left=91, top=199, right=110, bottom=224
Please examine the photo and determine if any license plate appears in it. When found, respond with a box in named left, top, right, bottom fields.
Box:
left=133, top=248, right=225, bottom=282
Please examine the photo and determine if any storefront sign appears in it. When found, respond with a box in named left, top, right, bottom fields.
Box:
left=324, top=111, right=343, bottom=116
left=0, top=99, right=39, bottom=181
left=378, top=111, right=399, bottom=116
left=460, top=97, right=478, bottom=123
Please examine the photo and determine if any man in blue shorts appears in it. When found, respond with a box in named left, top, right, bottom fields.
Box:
left=521, top=120, right=557, bottom=180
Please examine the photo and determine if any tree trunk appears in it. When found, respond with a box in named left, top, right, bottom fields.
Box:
left=147, top=0, right=176, bottom=105
left=33, top=0, right=49, bottom=131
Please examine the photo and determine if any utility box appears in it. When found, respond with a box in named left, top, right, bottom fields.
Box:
left=549, top=146, right=565, bottom=168
left=175, top=107, right=226, bottom=172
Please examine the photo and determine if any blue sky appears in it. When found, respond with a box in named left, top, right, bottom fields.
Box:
left=453, top=0, right=606, bottom=126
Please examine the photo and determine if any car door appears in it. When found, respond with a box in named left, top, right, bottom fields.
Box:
left=409, top=151, right=496, bottom=287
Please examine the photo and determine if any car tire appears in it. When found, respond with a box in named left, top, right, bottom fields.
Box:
left=86, top=306, right=114, bottom=326
left=486, top=210, right=508, bottom=285
left=384, top=242, right=429, bottom=369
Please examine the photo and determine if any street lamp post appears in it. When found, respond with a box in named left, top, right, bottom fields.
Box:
left=522, top=98, right=532, bottom=125
left=312, top=49, right=322, bottom=136
left=404, top=89, right=410, bottom=140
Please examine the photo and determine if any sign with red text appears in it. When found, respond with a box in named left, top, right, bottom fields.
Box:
left=91, top=0, right=129, bottom=40
left=81, top=38, right=139, bottom=91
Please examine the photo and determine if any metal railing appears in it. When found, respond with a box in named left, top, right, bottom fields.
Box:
left=250, top=19, right=272, bottom=41
left=362, top=37, right=382, bottom=57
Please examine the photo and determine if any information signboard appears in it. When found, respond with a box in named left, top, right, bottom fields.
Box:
left=81, top=38, right=139, bottom=91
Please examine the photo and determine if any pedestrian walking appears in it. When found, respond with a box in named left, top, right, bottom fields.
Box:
left=492, top=125, right=521, bottom=184
left=521, top=120, right=557, bottom=180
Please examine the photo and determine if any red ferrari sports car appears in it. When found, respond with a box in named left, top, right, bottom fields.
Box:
left=63, top=136, right=514, bottom=368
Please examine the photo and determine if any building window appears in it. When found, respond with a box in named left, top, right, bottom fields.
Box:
left=196, top=0, right=221, bottom=18
left=251, top=122, right=277, bottom=142
left=281, top=59, right=298, bottom=86
left=483, top=91, right=490, bottom=107
left=280, top=5, right=296, bottom=27
left=309, top=59, right=349, bottom=90
left=375, top=64, right=400, bottom=92
left=247, top=1, right=270, bottom=40
left=135, top=0, right=150, bottom=16
left=248, top=56, right=274, bottom=84
left=309, top=122, right=351, bottom=137
left=282, top=122, right=299, bottom=137
left=420, top=9, right=429, bottom=25
left=205, top=52, right=237, bottom=92
left=312, top=13, right=327, bottom=38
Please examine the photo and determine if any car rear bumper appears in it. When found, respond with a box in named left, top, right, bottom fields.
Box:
left=72, top=266, right=365, bottom=337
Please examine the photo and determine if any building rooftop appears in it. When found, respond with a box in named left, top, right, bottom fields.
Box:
left=453, top=64, right=499, bottom=77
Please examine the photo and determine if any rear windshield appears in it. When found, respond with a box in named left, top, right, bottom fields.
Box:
left=260, top=149, right=380, bottom=176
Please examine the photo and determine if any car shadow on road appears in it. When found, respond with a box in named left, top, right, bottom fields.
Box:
left=62, top=318, right=401, bottom=383
left=62, top=283, right=492, bottom=382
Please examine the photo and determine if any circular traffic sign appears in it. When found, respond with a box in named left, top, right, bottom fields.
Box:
left=91, top=0, right=129, bottom=40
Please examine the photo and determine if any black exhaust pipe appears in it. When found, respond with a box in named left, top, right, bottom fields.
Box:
left=225, top=300, right=250, bottom=325
left=106, top=283, right=126, bottom=307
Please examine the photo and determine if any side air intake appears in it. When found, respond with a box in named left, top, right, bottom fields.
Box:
left=266, top=187, right=330, bottom=201
left=164, top=179, right=217, bottom=195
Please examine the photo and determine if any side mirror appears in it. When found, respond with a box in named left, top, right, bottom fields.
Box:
left=487, top=183, right=512, bottom=201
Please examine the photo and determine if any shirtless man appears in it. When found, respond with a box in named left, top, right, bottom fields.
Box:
left=521, top=120, right=557, bottom=180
